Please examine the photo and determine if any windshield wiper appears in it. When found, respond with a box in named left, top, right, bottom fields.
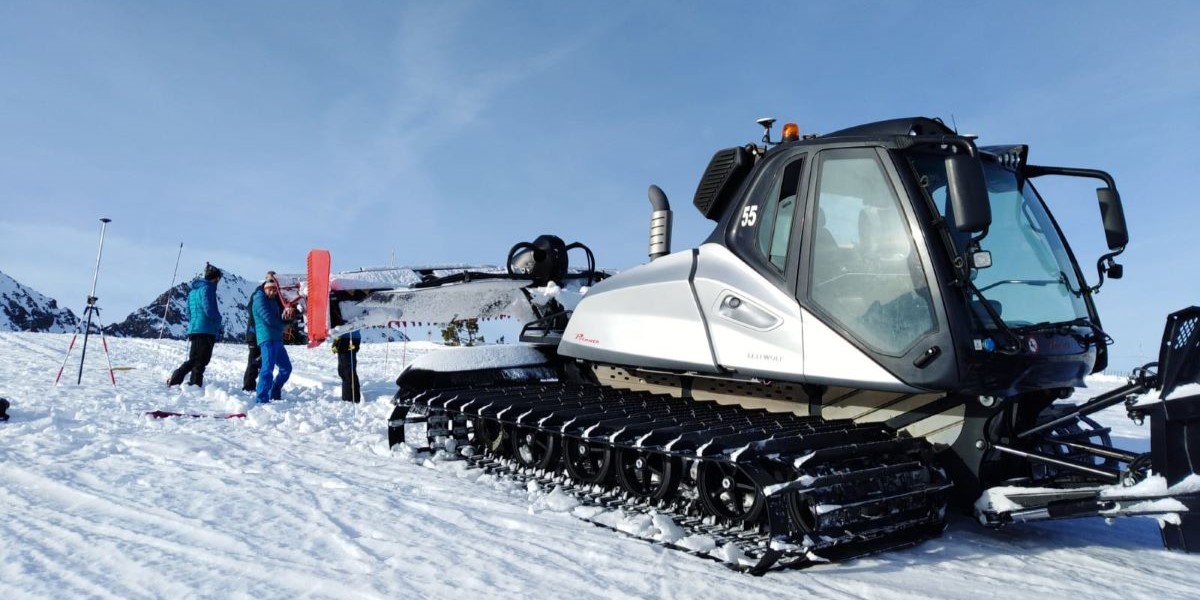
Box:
left=965, top=280, right=1022, bottom=354
left=975, top=278, right=1061, bottom=293
left=975, top=272, right=1087, bottom=298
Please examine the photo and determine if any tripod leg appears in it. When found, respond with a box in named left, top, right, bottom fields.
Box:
left=96, top=313, right=116, bottom=386
left=54, top=332, right=80, bottom=386
left=77, top=305, right=97, bottom=385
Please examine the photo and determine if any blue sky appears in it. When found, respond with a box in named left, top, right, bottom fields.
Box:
left=1, top=1, right=1197, bottom=370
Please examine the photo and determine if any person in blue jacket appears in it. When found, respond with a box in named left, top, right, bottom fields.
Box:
left=168, top=263, right=223, bottom=387
left=242, top=271, right=283, bottom=392
left=252, top=277, right=294, bottom=404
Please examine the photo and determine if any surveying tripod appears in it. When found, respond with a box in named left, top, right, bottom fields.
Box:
left=54, top=218, right=117, bottom=386
left=54, top=295, right=117, bottom=386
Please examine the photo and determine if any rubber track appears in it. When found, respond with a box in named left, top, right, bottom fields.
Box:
left=396, top=382, right=951, bottom=573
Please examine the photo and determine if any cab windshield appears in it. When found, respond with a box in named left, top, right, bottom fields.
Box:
left=909, top=154, right=1089, bottom=327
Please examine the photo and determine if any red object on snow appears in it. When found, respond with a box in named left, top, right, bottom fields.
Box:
left=145, top=410, right=247, bottom=419
left=306, top=249, right=332, bottom=348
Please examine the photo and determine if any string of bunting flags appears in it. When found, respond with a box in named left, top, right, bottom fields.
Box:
left=385, top=315, right=513, bottom=329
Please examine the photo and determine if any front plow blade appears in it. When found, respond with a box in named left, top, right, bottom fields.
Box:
left=979, top=308, right=1200, bottom=550
left=1149, top=306, right=1200, bottom=551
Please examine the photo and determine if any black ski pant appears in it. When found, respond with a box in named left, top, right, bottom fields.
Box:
left=242, top=341, right=261, bottom=391
left=337, top=348, right=361, bottom=403
left=168, top=334, right=216, bottom=387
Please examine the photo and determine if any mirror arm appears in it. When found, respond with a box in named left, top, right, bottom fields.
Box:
left=1024, top=164, right=1116, bottom=189
left=1091, top=248, right=1126, bottom=294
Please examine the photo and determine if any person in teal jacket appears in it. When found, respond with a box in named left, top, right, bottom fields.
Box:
left=168, top=264, right=223, bottom=387
left=252, top=277, right=294, bottom=404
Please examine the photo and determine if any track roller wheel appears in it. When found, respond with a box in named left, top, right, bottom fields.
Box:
left=614, top=448, right=680, bottom=502
left=696, top=460, right=764, bottom=523
left=563, top=437, right=613, bottom=484
left=785, top=492, right=820, bottom=534
left=511, top=426, right=560, bottom=471
left=471, top=417, right=508, bottom=456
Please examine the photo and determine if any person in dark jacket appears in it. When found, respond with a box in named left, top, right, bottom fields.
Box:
left=332, top=330, right=362, bottom=403
left=252, top=277, right=294, bottom=404
left=329, top=298, right=362, bottom=403
left=168, top=264, right=223, bottom=387
left=242, top=271, right=281, bottom=392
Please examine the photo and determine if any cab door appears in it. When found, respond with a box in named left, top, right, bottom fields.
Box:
left=692, top=152, right=809, bottom=379
left=799, top=146, right=948, bottom=389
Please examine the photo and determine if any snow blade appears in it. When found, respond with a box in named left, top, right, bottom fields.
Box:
left=1157, top=306, right=1200, bottom=400
left=306, top=249, right=332, bottom=348
left=145, top=410, right=247, bottom=419
left=1149, top=307, right=1200, bottom=552
left=980, top=313, right=1200, bottom=554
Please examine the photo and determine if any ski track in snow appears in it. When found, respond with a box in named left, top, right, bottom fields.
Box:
left=1, top=332, right=1198, bottom=599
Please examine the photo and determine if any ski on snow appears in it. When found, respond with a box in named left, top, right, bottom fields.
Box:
left=145, top=410, right=247, bottom=419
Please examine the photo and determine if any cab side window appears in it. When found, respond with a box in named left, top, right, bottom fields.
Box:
left=809, top=148, right=934, bottom=355
left=734, top=157, right=804, bottom=274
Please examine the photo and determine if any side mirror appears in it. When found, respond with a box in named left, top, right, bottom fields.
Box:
left=945, top=155, right=991, bottom=233
left=1096, top=187, right=1129, bottom=250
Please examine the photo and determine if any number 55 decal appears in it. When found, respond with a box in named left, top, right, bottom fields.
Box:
left=740, top=205, right=758, bottom=227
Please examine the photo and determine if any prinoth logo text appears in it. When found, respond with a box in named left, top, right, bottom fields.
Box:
left=747, top=352, right=783, bottom=362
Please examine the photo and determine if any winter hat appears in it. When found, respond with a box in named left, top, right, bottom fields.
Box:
left=204, top=263, right=222, bottom=281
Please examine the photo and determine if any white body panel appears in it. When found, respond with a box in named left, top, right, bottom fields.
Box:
left=691, top=244, right=804, bottom=378
left=560, top=251, right=717, bottom=372
left=801, top=313, right=915, bottom=391
left=562, top=243, right=917, bottom=391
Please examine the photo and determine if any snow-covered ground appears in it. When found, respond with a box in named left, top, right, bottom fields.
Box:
left=2, top=332, right=1198, bottom=599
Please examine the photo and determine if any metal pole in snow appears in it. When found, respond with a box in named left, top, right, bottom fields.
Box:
left=157, top=243, right=184, bottom=341
left=77, top=218, right=112, bottom=385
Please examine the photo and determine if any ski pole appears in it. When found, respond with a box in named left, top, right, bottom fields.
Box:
left=157, top=243, right=184, bottom=341
left=77, top=218, right=111, bottom=385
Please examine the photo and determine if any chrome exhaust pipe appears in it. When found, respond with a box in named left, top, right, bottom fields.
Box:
left=648, top=184, right=672, bottom=260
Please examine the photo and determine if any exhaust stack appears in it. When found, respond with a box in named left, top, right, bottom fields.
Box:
left=648, top=184, right=672, bottom=260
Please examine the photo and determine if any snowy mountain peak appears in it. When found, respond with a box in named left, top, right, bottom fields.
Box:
left=105, top=268, right=259, bottom=342
left=0, top=270, right=80, bottom=333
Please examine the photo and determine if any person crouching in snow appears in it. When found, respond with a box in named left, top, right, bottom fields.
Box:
left=252, top=278, right=294, bottom=403
left=168, top=263, right=223, bottom=387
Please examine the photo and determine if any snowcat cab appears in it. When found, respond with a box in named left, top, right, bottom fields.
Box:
left=310, top=116, right=1200, bottom=573
left=562, top=116, right=1119, bottom=396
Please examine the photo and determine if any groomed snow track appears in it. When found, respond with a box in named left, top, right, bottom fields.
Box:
left=392, top=382, right=952, bottom=573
